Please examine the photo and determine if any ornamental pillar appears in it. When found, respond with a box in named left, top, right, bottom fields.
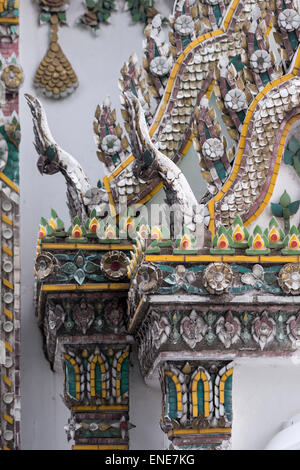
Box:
left=159, top=360, right=233, bottom=450
left=62, top=343, right=134, bottom=450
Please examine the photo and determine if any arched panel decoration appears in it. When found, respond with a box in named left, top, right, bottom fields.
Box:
left=191, top=368, right=212, bottom=419
left=164, top=371, right=182, bottom=420
left=64, top=354, right=81, bottom=401
left=89, top=353, right=108, bottom=399
left=112, top=348, right=130, bottom=400
left=215, top=363, right=234, bottom=422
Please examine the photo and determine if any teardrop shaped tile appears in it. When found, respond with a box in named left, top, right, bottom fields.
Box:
left=34, top=39, right=78, bottom=99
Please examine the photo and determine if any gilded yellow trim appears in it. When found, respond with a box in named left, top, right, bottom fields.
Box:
left=72, top=405, right=128, bottom=411
left=41, top=243, right=133, bottom=250
left=3, top=279, right=13, bottom=290
left=3, top=307, right=13, bottom=320
left=103, top=175, right=116, bottom=217
left=0, top=18, right=19, bottom=24
left=0, top=172, right=19, bottom=193
left=41, top=283, right=130, bottom=292
left=108, top=155, right=135, bottom=181
left=4, top=341, right=13, bottom=353
left=145, top=255, right=185, bottom=262
left=1, top=215, right=12, bottom=226
left=165, top=371, right=182, bottom=412
left=169, top=427, right=232, bottom=437
left=144, top=254, right=300, bottom=263
left=185, top=255, right=222, bottom=262
left=2, top=246, right=13, bottom=257
left=3, top=376, right=12, bottom=387
left=3, top=413, right=13, bottom=424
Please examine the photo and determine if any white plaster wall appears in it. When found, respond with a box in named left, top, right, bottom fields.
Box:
left=19, top=0, right=300, bottom=450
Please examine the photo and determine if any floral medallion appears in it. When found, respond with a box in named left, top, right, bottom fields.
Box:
left=100, top=250, right=128, bottom=280
left=278, top=263, right=300, bottom=295
left=250, top=50, right=271, bottom=74
left=202, top=262, right=233, bottom=295
left=224, top=88, right=247, bottom=112
left=202, top=138, right=224, bottom=161
left=136, top=263, right=162, bottom=293
left=278, top=9, right=300, bottom=32
left=1, top=64, right=23, bottom=93
left=101, top=134, right=121, bottom=155
left=174, top=15, right=194, bottom=36
left=35, top=252, right=58, bottom=280
left=150, top=56, right=171, bottom=77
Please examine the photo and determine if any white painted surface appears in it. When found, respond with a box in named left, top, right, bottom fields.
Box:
left=232, top=358, right=300, bottom=450
left=19, top=0, right=300, bottom=450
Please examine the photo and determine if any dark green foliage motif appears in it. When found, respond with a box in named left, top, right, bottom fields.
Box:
left=78, top=0, right=161, bottom=32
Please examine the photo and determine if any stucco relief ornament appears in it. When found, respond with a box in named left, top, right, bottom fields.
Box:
left=202, top=263, right=233, bottom=295
left=149, top=56, right=171, bottom=77
left=224, top=88, right=247, bottom=112
left=174, top=265, right=196, bottom=287
left=34, top=252, right=58, bottom=280
left=278, top=264, right=300, bottom=295
left=100, top=250, right=128, bottom=280
left=252, top=312, right=276, bottom=350
left=152, top=312, right=171, bottom=349
left=287, top=314, right=300, bottom=345
left=174, top=15, right=194, bottom=36
left=216, top=312, right=241, bottom=348
left=180, top=310, right=207, bottom=349
left=202, top=138, right=224, bottom=161
left=73, top=299, right=95, bottom=334
left=250, top=50, right=271, bottom=74
left=104, top=299, right=125, bottom=332
left=64, top=416, right=82, bottom=441
left=47, top=302, right=65, bottom=330
left=136, top=263, right=162, bottom=293
left=241, top=264, right=264, bottom=287
left=278, top=9, right=300, bottom=32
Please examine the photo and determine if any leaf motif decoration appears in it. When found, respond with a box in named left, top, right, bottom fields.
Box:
left=74, top=269, right=86, bottom=285
left=61, top=262, right=77, bottom=275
